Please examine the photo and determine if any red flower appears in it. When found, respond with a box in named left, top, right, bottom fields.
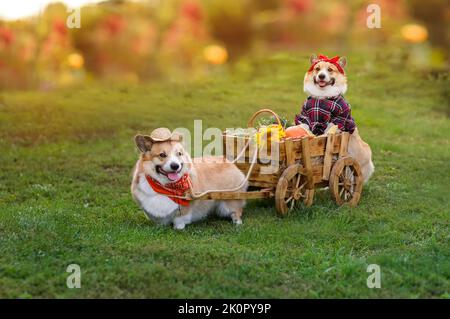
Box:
left=287, top=0, right=311, bottom=14
left=181, top=0, right=203, bottom=22
left=0, top=27, right=14, bottom=46
left=103, top=15, right=126, bottom=35
left=53, top=19, right=67, bottom=37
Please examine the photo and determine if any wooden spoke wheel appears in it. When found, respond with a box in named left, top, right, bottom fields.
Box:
left=275, top=164, right=314, bottom=216
left=329, top=157, right=363, bottom=207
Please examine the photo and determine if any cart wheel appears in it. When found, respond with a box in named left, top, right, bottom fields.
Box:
left=329, top=157, right=363, bottom=207
left=275, top=164, right=314, bottom=216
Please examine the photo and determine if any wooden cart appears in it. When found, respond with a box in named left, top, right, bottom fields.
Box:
left=198, top=109, right=364, bottom=216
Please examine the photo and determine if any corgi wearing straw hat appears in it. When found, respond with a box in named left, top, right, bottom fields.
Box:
left=131, top=128, right=248, bottom=229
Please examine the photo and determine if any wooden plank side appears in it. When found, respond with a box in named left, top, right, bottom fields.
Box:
left=334, top=133, right=342, bottom=153
left=339, top=132, right=349, bottom=157
left=285, top=138, right=303, bottom=164
left=224, top=134, right=343, bottom=161
left=309, top=136, right=327, bottom=157
left=200, top=190, right=273, bottom=200
left=223, top=134, right=288, bottom=164
left=322, top=134, right=336, bottom=181
left=248, top=181, right=278, bottom=188
left=249, top=174, right=280, bottom=184
left=307, top=134, right=342, bottom=157
left=235, top=162, right=282, bottom=176
left=248, top=140, right=286, bottom=164
left=223, top=134, right=239, bottom=161
left=235, top=162, right=281, bottom=185
left=222, top=135, right=252, bottom=162
left=311, top=165, right=328, bottom=184
left=301, top=138, right=314, bottom=189
left=285, top=139, right=295, bottom=165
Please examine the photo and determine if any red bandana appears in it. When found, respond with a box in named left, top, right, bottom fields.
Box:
left=145, top=174, right=191, bottom=207
left=308, top=54, right=345, bottom=74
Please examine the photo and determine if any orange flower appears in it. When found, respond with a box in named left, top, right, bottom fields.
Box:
left=67, top=53, right=84, bottom=69
left=203, top=45, right=228, bottom=65
left=401, top=24, right=428, bottom=43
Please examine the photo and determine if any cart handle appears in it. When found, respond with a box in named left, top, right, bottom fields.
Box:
left=247, top=108, right=282, bottom=128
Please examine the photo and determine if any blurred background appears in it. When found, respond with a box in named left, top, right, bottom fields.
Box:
left=0, top=0, right=448, bottom=90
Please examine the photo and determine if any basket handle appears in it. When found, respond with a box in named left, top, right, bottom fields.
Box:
left=247, top=109, right=282, bottom=128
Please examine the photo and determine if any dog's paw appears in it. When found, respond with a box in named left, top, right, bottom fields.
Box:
left=299, top=123, right=310, bottom=131
left=325, top=123, right=340, bottom=135
left=232, top=219, right=243, bottom=225
left=173, top=223, right=186, bottom=230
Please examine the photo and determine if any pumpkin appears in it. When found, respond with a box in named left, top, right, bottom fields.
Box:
left=285, top=125, right=310, bottom=139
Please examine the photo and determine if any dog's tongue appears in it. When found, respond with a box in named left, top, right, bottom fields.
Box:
left=167, top=172, right=181, bottom=182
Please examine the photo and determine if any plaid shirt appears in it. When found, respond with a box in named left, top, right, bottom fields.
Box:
left=295, top=95, right=356, bottom=135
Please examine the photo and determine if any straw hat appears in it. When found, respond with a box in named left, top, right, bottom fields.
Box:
left=149, top=128, right=183, bottom=143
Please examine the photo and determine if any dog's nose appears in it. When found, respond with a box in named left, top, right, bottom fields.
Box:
left=170, top=163, right=180, bottom=171
left=318, top=73, right=326, bottom=80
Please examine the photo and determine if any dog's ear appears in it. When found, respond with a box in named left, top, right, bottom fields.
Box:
left=172, top=132, right=183, bottom=142
left=135, top=134, right=153, bottom=153
left=338, top=56, right=347, bottom=69
left=309, top=54, right=318, bottom=65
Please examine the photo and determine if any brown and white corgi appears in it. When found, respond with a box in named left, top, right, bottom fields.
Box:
left=303, top=54, right=348, bottom=100
left=131, top=128, right=247, bottom=230
left=299, top=54, right=375, bottom=182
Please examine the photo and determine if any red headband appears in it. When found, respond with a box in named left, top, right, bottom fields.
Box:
left=308, top=54, right=345, bottom=74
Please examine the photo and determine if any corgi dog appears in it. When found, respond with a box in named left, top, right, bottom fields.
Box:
left=297, top=54, right=374, bottom=182
left=131, top=128, right=248, bottom=230
left=303, top=54, right=348, bottom=100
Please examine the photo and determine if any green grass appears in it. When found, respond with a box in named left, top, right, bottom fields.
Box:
left=0, top=53, right=449, bottom=298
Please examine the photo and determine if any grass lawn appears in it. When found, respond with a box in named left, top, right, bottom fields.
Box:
left=0, top=53, right=449, bottom=298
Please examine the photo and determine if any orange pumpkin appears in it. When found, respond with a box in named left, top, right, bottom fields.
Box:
left=285, top=125, right=309, bottom=139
